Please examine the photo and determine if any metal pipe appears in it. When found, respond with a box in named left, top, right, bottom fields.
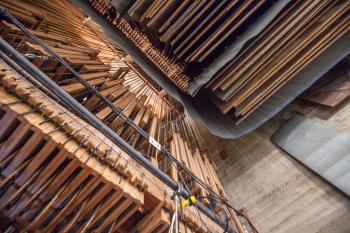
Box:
left=0, top=37, right=235, bottom=233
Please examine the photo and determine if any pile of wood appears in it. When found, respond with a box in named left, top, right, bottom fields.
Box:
left=89, top=0, right=193, bottom=91
left=0, top=0, right=247, bottom=232
left=0, top=0, right=227, bottom=192
left=116, top=17, right=191, bottom=91
left=90, top=0, right=350, bottom=127
left=301, top=55, right=350, bottom=107
left=89, top=0, right=274, bottom=89
left=0, top=19, right=152, bottom=153
left=127, top=0, right=267, bottom=64
left=0, top=0, right=164, bottom=95
left=206, top=0, right=350, bottom=124
left=0, top=1, right=220, bottom=189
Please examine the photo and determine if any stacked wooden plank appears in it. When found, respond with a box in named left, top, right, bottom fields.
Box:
left=90, top=0, right=275, bottom=84
left=89, top=0, right=192, bottom=92
left=89, top=0, right=350, bottom=128
left=0, top=0, right=249, bottom=231
left=205, top=0, right=350, bottom=124
left=147, top=0, right=266, bottom=63
left=301, top=56, right=350, bottom=107
left=0, top=0, right=228, bottom=191
left=0, top=0, right=46, bottom=29
left=120, top=0, right=270, bottom=67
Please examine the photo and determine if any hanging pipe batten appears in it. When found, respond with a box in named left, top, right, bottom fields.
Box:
left=0, top=36, right=235, bottom=233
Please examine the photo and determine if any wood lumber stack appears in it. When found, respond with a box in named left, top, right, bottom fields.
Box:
left=301, top=56, right=350, bottom=107
left=89, top=0, right=192, bottom=92
left=89, top=0, right=350, bottom=127
left=0, top=0, right=243, bottom=232
left=0, top=0, right=46, bottom=30
left=89, top=0, right=275, bottom=87
left=205, top=0, right=350, bottom=124
left=129, top=0, right=267, bottom=63
left=0, top=0, right=226, bottom=190
left=116, top=17, right=191, bottom=91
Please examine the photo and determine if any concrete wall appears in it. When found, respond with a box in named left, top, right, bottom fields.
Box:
left=201, top=99, right=350, bottom=233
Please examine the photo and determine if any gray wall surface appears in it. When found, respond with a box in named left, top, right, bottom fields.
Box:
left=200, top=99, right=350, bottom=233
left=271, top=115, right=350, bottom=196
